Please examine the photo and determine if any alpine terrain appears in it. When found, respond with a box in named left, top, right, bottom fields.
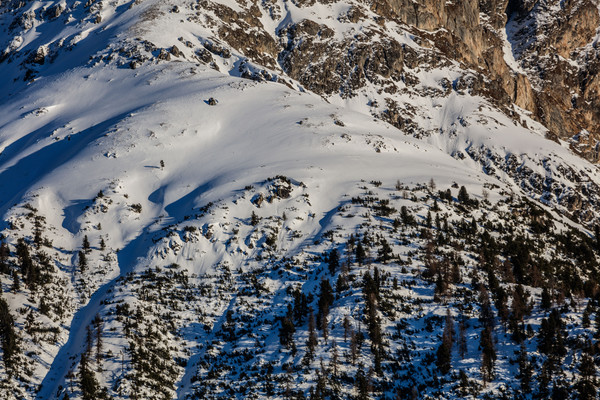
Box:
left=1, top=0, right=600, bottom=399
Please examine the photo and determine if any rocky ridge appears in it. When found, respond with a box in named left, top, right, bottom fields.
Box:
left=1, top=0, right=600, bottom=399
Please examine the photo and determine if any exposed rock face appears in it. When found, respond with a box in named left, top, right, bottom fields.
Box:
left=507, top=0, right=600, bottom=160
left=269, top=0, right=600, bottom=162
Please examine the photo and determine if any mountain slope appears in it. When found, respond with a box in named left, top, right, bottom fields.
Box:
left=0, top=0, right=600, bottom=399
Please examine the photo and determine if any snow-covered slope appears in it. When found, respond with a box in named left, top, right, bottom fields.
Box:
left=0, top=0, right=600, bottom=399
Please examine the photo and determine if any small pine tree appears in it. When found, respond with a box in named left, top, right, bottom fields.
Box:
left=583, top=302, right=593, bottom=329
left=11, top=270, right=20, bottom=292
left=280, top=316, right=296, bottom=349
left=328, top=249, right=339, bottom=275
left=436, top=311, right=454, bottom=374
left=458, top=186, right=469, bottom=203
left=541, top=287, right=552, bottom=309
left=517, top=342, right=532, bottom=394
left=0, top=242, right=8, bottom=274
left=480, top=326, right=496, bottom=382
left=83, top=235, right=91, bottom=253
left=355, top=242, right=366, bottom=265
left=576, top=352, right=597, bottom=400
left=317, top=279, right=334, bottom=327
left=0, top=297, right=18, bottom=372
left=377, top=238, right=393, bottom=263
left=79, top=352, right=99, bottom=400
left=305, top=310, right=317, bottom=363
left=78, top=251, right=87, bottom=273
left=458, top=317, right=467, bottom=359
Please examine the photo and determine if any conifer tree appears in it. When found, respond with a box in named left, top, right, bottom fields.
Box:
left=78, top=250, right=87, bottom=273
left=436, top=310, right=454, bottom=374
left=510, top=285, right=528, bottom=341
left=458, top=186, right=469, bottom=203
left=377, top=238, right=392, bottom=263
left=480, top=326, right=496, bottom=382
left=83, top=235, right=91, bottom=253
left=79, top=351, right=99, bottom=400
left=355, top=242, right=366, bottom=265
left=317, top=279, right=334, bottom=328
left=343, top=315, right=351, bottom=342
left=541, top=287, right=552, bottom=309
left=93, top=314, right=103, bottom=370
left=280, top=304, right=296, bottom=349
left=517, top=342, right=532, bottom=394
left=0, top=297, right=17, bottom=372
left=0, top=242, right=9, bottom=274
left=293, top=289, right=308, bottom=325
left=16, top=238, right=37, bottom=288
left=458, top=317, right=467, bottom=360
left=576, top=351, right=597, bottom=400
left=305, top=309, right=317, bottom=364
left=11, top=269, right=19, bottom=292
left=250, top=211, right=260, bottom=226
left=327, top=249, right=339, bottom=275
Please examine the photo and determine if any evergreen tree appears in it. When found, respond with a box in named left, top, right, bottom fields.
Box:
left=0, top=297, right=17, bottom=372
left=458, top=317, right=467, bottom=359
left=16, top=238, right=37, bottom=288
left=305, top=309, right=317, bottom=364
left=327, top=249, right=339, bottom=275
left=335, top=271, right=349, bottom=293
left=293, top=290, right=308, bottom=325
left=0, top=242, right=9, bottom=274
left=576, top=351, right=597, bottom=400
left=317, top=279, right=334, bottom=328
left=11, top=269, right=19, bottom=292
left=537, top=360, right=551, bottom=399
left=480, top=325, right=496, bottom=382
left=83, top=235, right=91, bottom=253
left=583, top=302, right=593, bottom=329
left=78, top=250, right=87, bottom=273
left=541, top=287, right=552, bottom=309
left=280, top=304, right=296, bottom=348
left=377, top=238, right=393, bottom=263
left=517, top=342, right=532, bottom=394
left=538, top=309, right=566, bottom=358
left=355, top=367, right=370, bottom=400
left=355, top=242, right=366, bottom=265
left=250, top=211, right=260, bottom=226
left=436, top=310, right=454, bottom=374
left=79, top=351, right=99, bottom=400
left=510, top=285, right=528, bottom=341
left=458, top=186, right=469, bottom=203
left=400, top=206, right=415, bottom=225
left=93, top=314, right=103, bottom=370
